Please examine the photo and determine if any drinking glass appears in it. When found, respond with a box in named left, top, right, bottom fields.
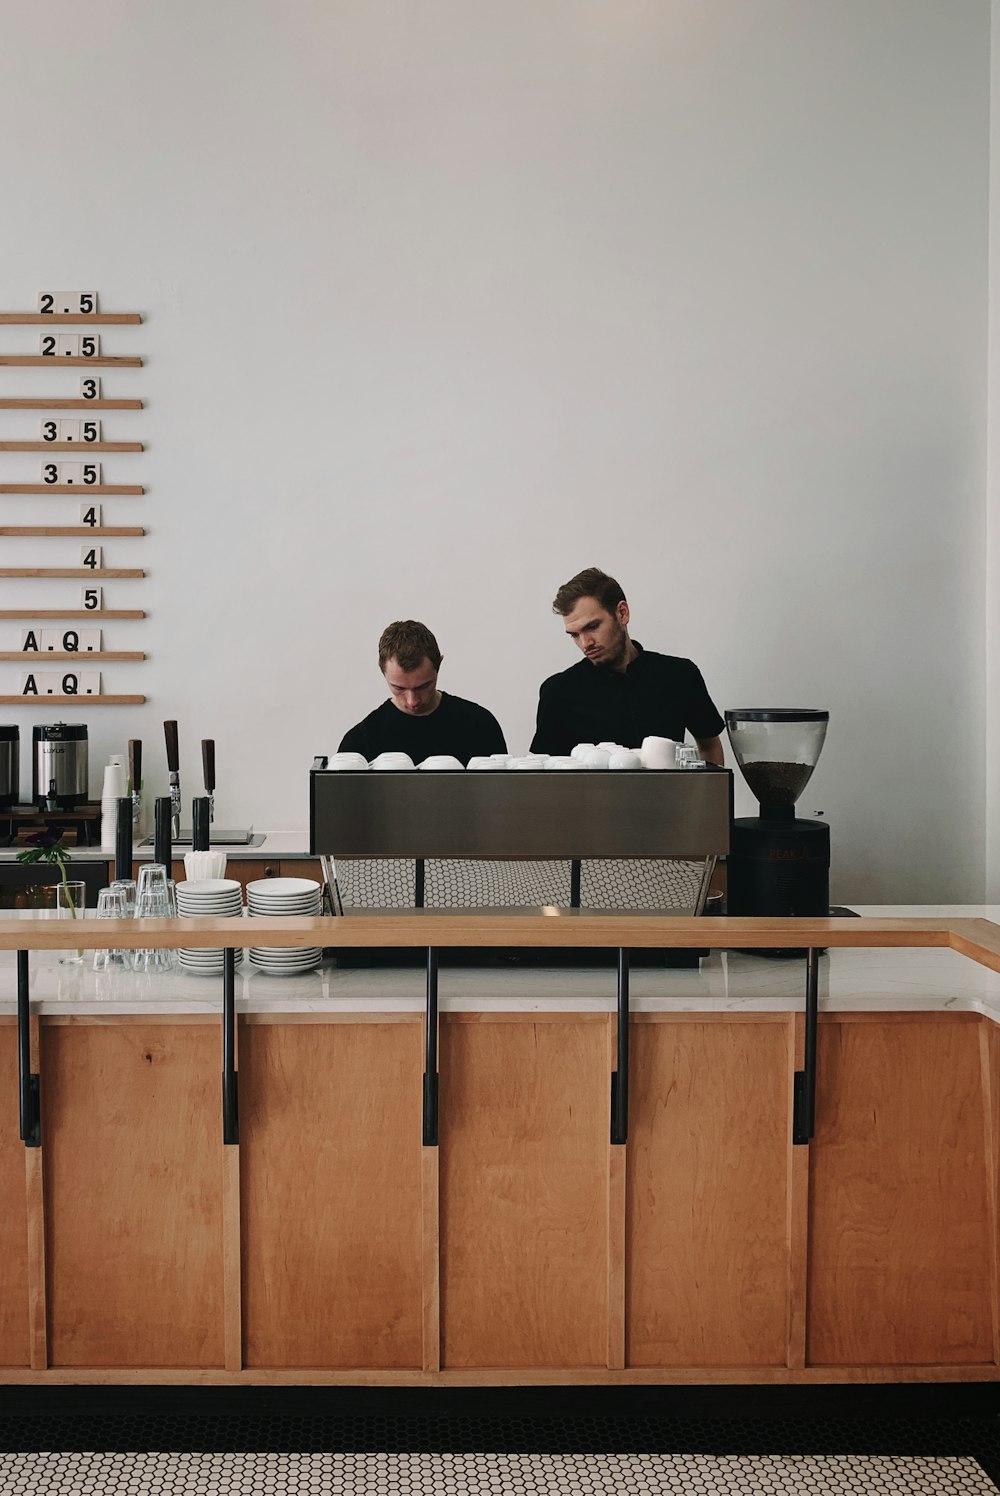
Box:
left=56, top=881, right=87, bottom=965
left=109, top=878, right=137, bottom=916
left=94, top=886, right=131, bottom=972
left=134, top=879, right=177, bottom=974
left=137, top=864, right=169, bottom=900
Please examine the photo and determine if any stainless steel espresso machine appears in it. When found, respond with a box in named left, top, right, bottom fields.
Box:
left=309, top=760, right=733, bottom=966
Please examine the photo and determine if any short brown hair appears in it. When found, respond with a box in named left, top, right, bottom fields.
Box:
left=552, top=567, right=626, bottom=617
left=378, top=620, right=442, bottom=673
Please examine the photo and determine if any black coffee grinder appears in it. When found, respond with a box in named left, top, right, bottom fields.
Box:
left=725, top=709, right=830, bottom=923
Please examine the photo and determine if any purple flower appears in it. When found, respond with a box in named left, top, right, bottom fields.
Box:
left=25, top=825, right=68, bottom=849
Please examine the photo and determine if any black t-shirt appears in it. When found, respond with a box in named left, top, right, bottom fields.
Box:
left=338, top=692, right=507, bottom=766
left=530, top=643, right=725, bottom=757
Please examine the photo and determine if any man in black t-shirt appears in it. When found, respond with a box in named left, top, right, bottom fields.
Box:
left=530, top=568, right=725, bottom=763
left=339, top=619, right=507, bottom=766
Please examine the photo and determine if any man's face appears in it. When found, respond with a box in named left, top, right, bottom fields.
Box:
left=384, top=655, right=441, bottom=715
left=563, top=596, right=631, bottom=669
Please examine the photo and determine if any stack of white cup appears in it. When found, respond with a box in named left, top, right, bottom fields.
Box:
left=100, top=754, right=127, bottom=851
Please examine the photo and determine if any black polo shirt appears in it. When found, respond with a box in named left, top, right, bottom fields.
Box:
left=530, top=643, right=724, bottom=757
left=338, top=692, right=507, bottom=766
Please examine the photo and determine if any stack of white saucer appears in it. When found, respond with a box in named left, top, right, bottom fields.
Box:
left=176, top=878, right=244, bottom=974
left=246, top=877, right=323, bottom=974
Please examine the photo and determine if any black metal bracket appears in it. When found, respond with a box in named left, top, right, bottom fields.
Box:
left=611, top=947, right=629, bottom=1145
left=570, top=859, right=581, bottom=909
left=17, top=950, right=40, bottom=1149
left=793, top=947, right=819, bottom=1145
left=222, top=947, right=239, bottom=1146
left=423, top=946, right=439, bottom=1146
left=415, top=858, right=425, bottom=909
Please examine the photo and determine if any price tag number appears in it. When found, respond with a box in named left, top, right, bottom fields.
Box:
left=41, top=462, right=100, bottom=486
left=20, top=670, right=101, bottom=697
left=39, top=420, right=100, bottom=443
left=21, top=628, right=101, bottom=653
left=39, top=334, right=100, bottom=358
left=80, top=546, right=103, bottom=570
left=79, top=503, right=101, bottom=527
left=80, top=377, right=101, bottom=400
left=37, top=291, right=98, bottom=315
left=81, top=587, right=102, bottom=611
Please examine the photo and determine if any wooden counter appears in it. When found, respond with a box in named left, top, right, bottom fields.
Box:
left=1, top=913, right=1000, bottom=1385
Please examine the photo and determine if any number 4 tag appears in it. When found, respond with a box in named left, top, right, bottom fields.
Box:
left=80, top=546, right=102, bottom=570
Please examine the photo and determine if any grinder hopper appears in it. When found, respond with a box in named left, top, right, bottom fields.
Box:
left=724, top=708, right=831, bottom=929
left=725, top=709, right=828, bottom=820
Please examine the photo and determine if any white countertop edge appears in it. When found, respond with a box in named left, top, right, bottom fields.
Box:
left=3, top=906, right=1000, bottom=1018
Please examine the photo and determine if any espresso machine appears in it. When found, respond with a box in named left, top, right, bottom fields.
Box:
left=724, top=709, right=830, bottom=920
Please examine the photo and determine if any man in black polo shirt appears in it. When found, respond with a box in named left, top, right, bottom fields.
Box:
left=339, top=619, right=507, bottom=765
left=530, top=568, right=725, bottom=764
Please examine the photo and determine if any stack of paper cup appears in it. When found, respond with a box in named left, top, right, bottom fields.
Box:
left=100, top=757, right=127, bottom=851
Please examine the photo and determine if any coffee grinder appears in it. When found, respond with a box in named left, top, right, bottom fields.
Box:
left=724, top=709, right=830, bottom=922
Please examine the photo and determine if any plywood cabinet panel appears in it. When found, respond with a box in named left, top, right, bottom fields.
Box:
left=439, top=1015, right=609, bottom=1369
left=240, top=1020, right=423, bottom=1368
left=0, top=1023, right=29, bottom=1367
left=42, top=1023, right=225, bottom=1368
left=626, top=1017, right=791, bottom=1367
left=807, top=1016, right=994, bottom=1366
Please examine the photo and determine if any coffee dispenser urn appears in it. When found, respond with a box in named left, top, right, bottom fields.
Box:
left=0, top=727, right=18, bottom=809
left=32, top=722, right=89, bottom=810
left=724, top=709, right=830, bottom=922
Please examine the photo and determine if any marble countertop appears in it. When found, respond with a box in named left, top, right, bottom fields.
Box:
left=0, top=832, right=313, bottom=862
left=3, top=905, right=1000, bottom=1020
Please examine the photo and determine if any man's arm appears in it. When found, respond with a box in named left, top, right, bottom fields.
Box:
left=338, top=723, right=367, bottom=755
left=530, top=679, right=572, bottom=756
left=695, top=734, right=724, bottom=767
left=480, top=710, right=507, bottom=756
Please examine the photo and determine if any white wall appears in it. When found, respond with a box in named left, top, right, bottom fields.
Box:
left=0, top=0, right=990, bottom=901
left=988, top=0, right=1000, bottom=902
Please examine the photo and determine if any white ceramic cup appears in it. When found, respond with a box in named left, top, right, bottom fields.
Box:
left=371, top=753, right=414, bottom=771
left=582, top=748, right=611, bottom=769
left=329, top=752, right=369, bottom=771
left=466, top=757, right=497, bottom=771
left=640, top=736, right=677, bottom=770
left=608, top=750, right=643, bottom=771
left=418, top=755, right=464, bottom=771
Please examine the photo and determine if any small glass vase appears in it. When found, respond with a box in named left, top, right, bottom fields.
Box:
left=56, top=880, right=88, bottom=965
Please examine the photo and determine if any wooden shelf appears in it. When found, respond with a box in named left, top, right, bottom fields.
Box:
left=0, top=651, right=144, bottom=661
left=0, top=694, right=145, bottom=704
left=0, top=568, right=144, bottom=579
left=0, top=442, right=143, bottom=453
left=0, top=526, right=144, bottom=537
left=0, top=485, right=144, bottom=495
left=0, top=313, right=141, bottom=325
left=0, top=609, right=145, bottom=619
left=0, top=400, right=142, bottom=410
left=0, top=356, right=141, bottom=368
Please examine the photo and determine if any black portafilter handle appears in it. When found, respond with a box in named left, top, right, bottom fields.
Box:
left=115, top=797, right=133, bottom=883
left=192, top=796, right=211, bottom=853
left=154, top=795, right=173, bottom=869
